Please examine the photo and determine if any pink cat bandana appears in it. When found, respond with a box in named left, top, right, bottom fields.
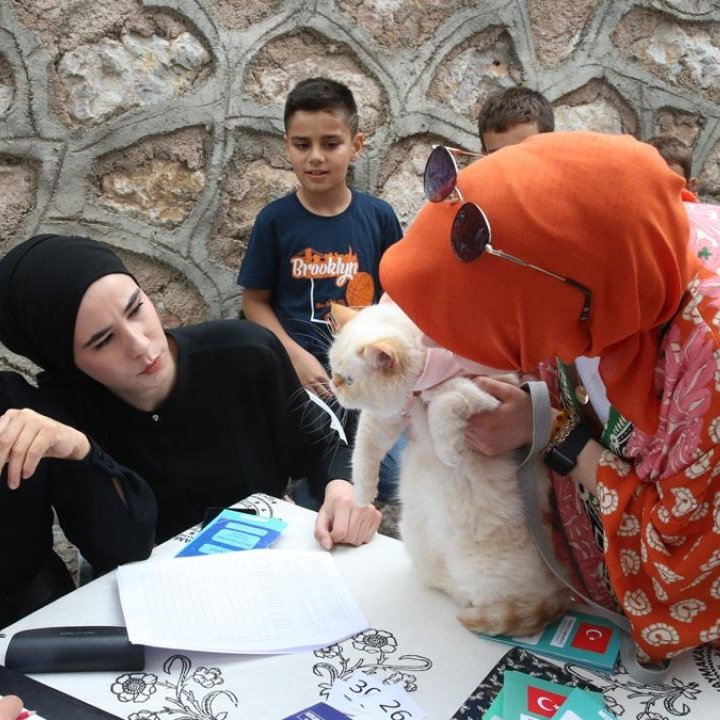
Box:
left=379, top=294, right=499, bottom=391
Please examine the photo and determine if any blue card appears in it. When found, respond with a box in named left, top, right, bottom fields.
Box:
left=175, top=508, right=287, bottom=557
left=477, top=609, right=620, bottom=672
left=553, top=688, right=618, bottom=720
left=280, top=702, right=352, bottom=720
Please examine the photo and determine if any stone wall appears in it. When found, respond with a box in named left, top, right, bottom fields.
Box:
left=1, top=0, right=720, bottom=370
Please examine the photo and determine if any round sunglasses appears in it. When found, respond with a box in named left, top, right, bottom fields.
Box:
left=423, top=146, right=592, bottom=322
left=423, top=145, right=483, bottom=203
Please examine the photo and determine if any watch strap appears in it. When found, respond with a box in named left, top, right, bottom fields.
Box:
left=543, top=419, right=593, bottom=475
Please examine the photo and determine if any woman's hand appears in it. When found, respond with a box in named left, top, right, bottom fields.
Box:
left=464, top=376, right=534, bottom=456
left=0, top=696, right=23, bottom=720
left=0, top=408, right=91, bottom=489
left=315, top=479, right=382, bottom=550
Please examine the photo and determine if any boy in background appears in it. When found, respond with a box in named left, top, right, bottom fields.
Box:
left=646, top=135, right=698, bottom=201
left=478, top=86, right=554, bottom=153
left=238, top=77, right=403, bottom=508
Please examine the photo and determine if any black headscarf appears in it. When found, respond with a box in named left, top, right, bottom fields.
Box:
left=0, top=235, right=134, bottom=374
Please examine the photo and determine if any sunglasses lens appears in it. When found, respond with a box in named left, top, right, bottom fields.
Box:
left=451, top=203, right=490, bottom=262
left=424, top=146, right=457, bottom=202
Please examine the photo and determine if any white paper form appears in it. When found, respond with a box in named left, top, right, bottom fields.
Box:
left=117, top=550, right=369, bottom=654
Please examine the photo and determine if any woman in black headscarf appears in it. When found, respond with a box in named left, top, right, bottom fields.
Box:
left=0, top=235, right=157, bottom=622
left=0, top=234, right=380, bottom=546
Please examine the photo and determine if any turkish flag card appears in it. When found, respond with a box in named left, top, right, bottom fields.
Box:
left=474, top=609, right=620, bottom=672
left=501, top=671, right=604, bottom=720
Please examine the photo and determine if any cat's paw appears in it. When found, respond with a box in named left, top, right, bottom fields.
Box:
left=423, top=378, right=503, bottom=465
left=423, top=389, right=476, bottom=466
left=457, top=591, right=570, bottom=636
left=351, top=454, right=381, bottom=505
left=352, top=478, right=378, bottom=506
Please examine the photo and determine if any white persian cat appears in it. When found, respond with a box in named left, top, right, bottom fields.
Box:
left=328, top=301, right=570, bottom=637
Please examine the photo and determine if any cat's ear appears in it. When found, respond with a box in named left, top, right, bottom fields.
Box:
left=329, top=302, right=357, bottom=332
left=363, top=340, right=397, bottom=371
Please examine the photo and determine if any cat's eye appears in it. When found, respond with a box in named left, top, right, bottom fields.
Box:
left=332, top=373, right=353, bottom=388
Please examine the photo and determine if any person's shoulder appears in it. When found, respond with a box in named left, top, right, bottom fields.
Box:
left=0, top=370, right=76, bottom=420
left=0, top=370, right=38, bottom=409
left=170, top=320, right=283, bottom=357
left=255, top=192, right=300, bottom=221
left=672, top=273, right=720, bottom=345
left=172, top=321, right=293, bottom=382
left=351, top=189, right=396, bottom=214
left=350, top=191, right=401, bottom=232
left=349, top=191, right=402, bottom=243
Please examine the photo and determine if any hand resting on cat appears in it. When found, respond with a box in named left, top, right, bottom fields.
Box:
left=328, top=300, right=571, bottom=637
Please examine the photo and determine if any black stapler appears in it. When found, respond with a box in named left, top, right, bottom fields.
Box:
left=5, top=626, right=145, bottom=673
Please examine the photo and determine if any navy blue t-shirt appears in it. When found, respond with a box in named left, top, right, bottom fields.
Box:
left=238, top=190, right=403, bottom=362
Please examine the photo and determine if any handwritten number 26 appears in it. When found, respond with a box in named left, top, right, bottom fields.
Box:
left=379, top=699, right=411, bottom=719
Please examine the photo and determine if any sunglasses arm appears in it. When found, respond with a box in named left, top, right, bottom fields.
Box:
left=444, top=145, right=484, bottom=159
left=565, top=279, right=592, bottom=321
left=486, top=247, right=591, bottom=322
left=485, top=246, right=562, bottom=278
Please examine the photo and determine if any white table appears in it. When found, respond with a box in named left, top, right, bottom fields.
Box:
left=2, top=494, right=719, bottom=720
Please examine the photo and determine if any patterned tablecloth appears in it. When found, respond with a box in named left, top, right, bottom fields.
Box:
left=1, top=494, right=719, bottom=720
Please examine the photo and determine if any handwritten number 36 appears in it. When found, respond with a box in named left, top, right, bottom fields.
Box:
left=348, top=679, right=380, bottom=694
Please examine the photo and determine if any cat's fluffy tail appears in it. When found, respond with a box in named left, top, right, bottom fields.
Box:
left=457, top=588, right=571, bottom=637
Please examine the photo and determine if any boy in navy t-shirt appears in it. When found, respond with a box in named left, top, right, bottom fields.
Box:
left=238, top=77, right=403, bottom=506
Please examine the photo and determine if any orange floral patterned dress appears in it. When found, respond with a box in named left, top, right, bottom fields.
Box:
left=547, top=269, right=720, bottom=662
left=599, top=270, right=720, bottom=661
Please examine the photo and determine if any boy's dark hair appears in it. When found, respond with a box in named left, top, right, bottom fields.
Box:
left=477, top=86, right=554, bottom=149
left=646, top=136, right=693, bottom=181
left=283, top=77, right=359, bottom=135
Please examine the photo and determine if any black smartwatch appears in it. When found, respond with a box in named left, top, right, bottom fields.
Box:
left=543, top=421, right=593, bottom=476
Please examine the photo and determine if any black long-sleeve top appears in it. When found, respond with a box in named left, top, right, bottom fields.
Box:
left=41, top=321, right=351, bottom=542
left=0, top=372, right=157, bottom=598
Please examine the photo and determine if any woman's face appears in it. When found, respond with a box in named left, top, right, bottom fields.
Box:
left=73, top=273, right=175, bottom=408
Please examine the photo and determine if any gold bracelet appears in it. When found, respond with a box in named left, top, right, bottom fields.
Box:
left=543, top=410, right=579, bottom=457
left=548, top=409, right=571, bottom=440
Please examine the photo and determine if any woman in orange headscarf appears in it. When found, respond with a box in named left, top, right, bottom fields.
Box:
left=381, top=131, right=720, bottom=663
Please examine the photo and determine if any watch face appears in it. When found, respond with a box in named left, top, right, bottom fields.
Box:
left=574, top=384, right=589, bottom=405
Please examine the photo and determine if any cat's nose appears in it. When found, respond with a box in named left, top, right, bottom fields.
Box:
left=332, top=375, right=344, bottom=388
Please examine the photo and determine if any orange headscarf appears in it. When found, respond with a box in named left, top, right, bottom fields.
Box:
left=381, top=132, right=697, bottom=434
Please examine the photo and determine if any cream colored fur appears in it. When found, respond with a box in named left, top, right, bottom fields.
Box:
left=329, top=302, right=570, bottom=636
